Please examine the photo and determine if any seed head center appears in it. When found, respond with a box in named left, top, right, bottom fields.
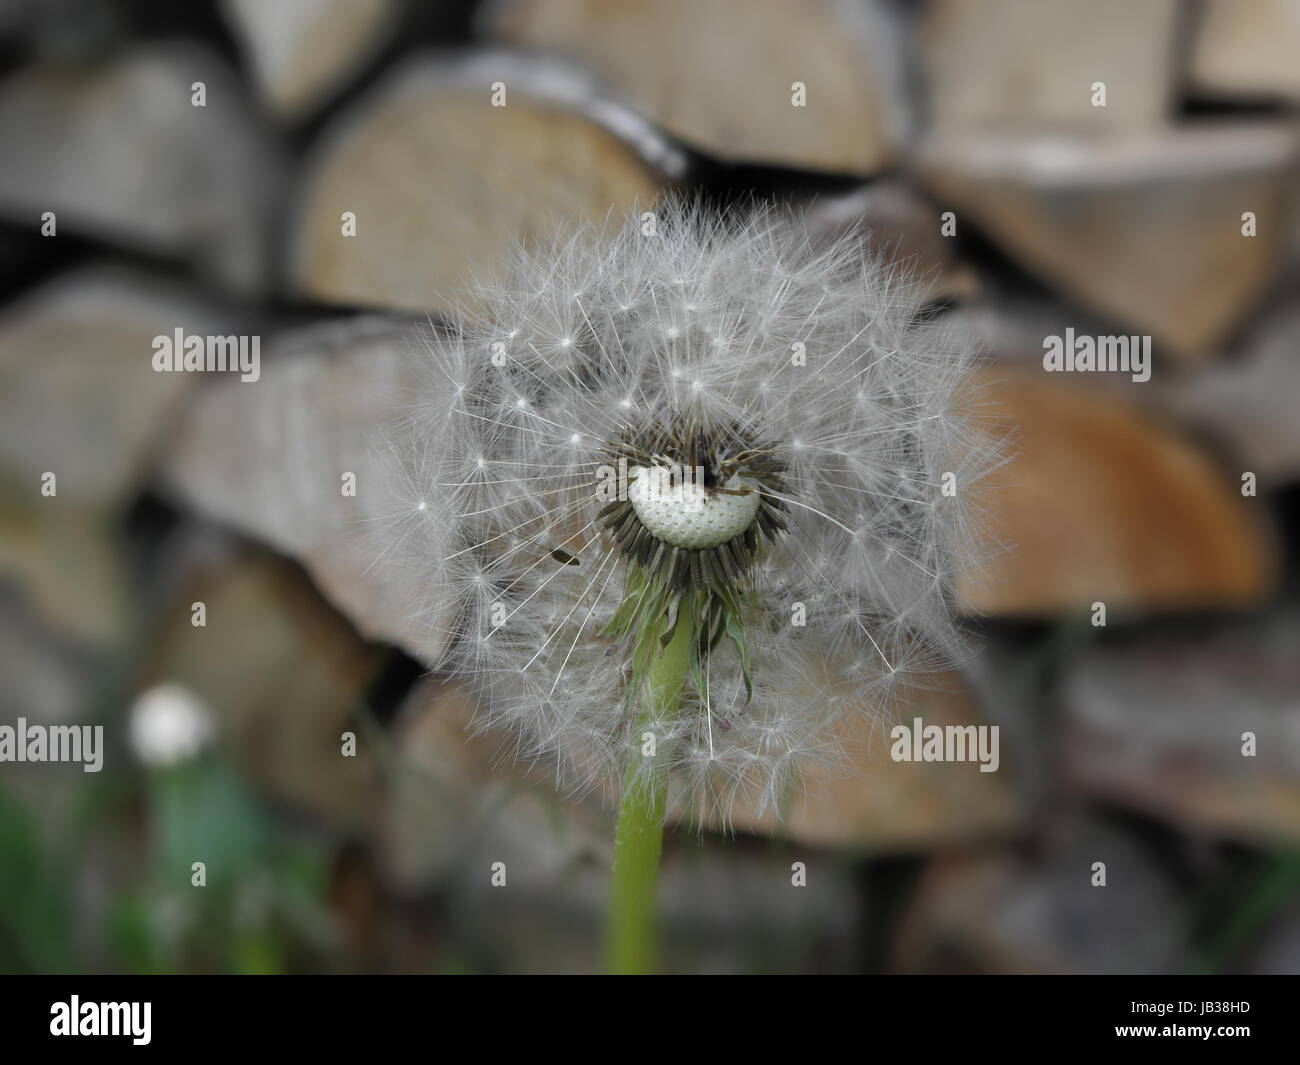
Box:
left=628, top=466, right=760, bottom=550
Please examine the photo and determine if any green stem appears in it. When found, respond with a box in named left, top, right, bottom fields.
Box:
left=606, top=609, right=692, bottom=974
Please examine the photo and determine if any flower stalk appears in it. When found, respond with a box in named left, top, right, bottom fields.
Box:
left=606, top=606, right=692, bottom=974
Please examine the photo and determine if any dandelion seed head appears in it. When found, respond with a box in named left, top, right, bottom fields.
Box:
left=382, top=198, right=1000, bottom=818
left=129, top=683, right=215, bottom=767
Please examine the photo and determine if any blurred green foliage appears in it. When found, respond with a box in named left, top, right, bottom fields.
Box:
left=0, top=754, right=337, bottom=975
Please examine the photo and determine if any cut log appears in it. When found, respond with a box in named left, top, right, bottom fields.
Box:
left=1062, top=611, right=1300, bottom=845
left=289, top=53, right=674, bottom=315
left=161, top=317, right=453, bottom=665
left=483, top=0, right=908, bottom=173
left=0, top=268, right=222, bottom=508
left=918, top=0, right=1179, bottom=131
left=1191, top=0, right=1300, bottom=102
left=140, top=550, right=382, bottom=824
left=956, top=365, right=1276, bottom=616
left=893, top=815, right=1190, bottom=973
left=0, top=45, right=284, bottom=293
left=221, top=0, right=398, bottom=117
left=918, top=125, right=1300, bottom=359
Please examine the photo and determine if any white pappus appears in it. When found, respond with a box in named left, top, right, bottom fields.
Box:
left=380, top=198, right=1002, bottom=823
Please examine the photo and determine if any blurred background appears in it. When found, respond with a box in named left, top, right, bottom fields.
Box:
left=1, top=0, right=1299, bottom=974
